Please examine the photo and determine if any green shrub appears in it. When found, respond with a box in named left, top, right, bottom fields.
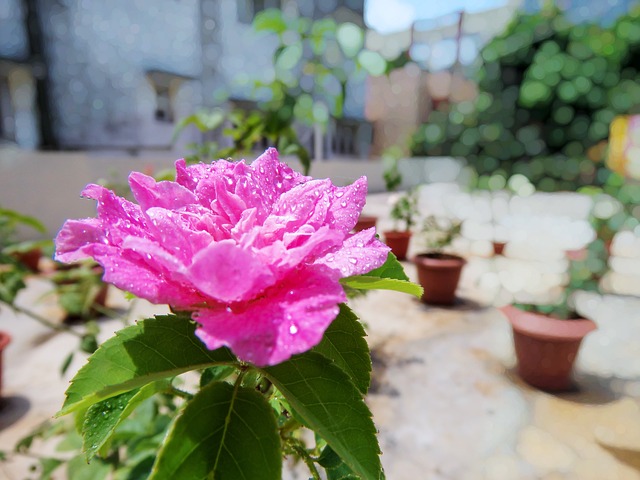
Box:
left=410, top=6, right=640, bottom=191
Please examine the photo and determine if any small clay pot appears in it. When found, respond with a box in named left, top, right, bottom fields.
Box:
left=492, top=242, right=506, bottom=256
left=353, top=215, right=377, bottom=232
left=501, top=305, right=597, bottom=391
left=12, top=248, right=42, bottom=272
left=413, top=252, right=466, bottom=305
left=384, top=230, right=412, bottom=260
left=0, top=331, right=11, bottom=399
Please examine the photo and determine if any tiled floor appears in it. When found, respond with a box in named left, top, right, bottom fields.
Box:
left=1, top=191, right=639, bottom=479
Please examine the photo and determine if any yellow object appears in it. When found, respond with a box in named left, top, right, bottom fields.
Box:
left=608, top=115, right=640, bottom=179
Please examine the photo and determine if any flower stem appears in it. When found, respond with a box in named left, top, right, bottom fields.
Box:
left=288, top=440, right=322, bottom=480
left=2, top=302, right=84, bottom=338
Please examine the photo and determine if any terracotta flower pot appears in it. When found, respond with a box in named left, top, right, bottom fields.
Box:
left=12, top=248, right=42, bottom=272
left=384, top=230, right=412, bottom=260
left=0, top=331, right=11, bottom=399
left=413, top=253, right=466, bottom=305
left=492, top=241, right=506, bottom=256
left=501, top=305, right=597, bottom=391
left=353, top=215, right=377, bottom=232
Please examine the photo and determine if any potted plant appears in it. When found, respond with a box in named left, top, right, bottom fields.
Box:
left=501, top=253, right=600, bottom=391
left=413, top=216, right=465, bottom=305
left=0, top=208, right=48, bottom=272
left=48, top=261, right=110, bottom=323
left=353, top=214, right=378, bottom=232
left=384, top=188, right=419, bottom=260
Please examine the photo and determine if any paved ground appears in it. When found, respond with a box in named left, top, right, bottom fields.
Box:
left=0, top=190, right=639, bottom=479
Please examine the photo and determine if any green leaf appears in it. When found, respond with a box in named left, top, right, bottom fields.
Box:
left=200, top=365, right=237, bottom=388
left=149, top=382, right=281, bottom=479
left=38, top=457, right=64, bottom=480
left=319, top=445, right=360, bottom=480
left=82, top=380, right=169, bottom=461
left=313, top=304, right=371, bottom=394
left=340, top=275, right=423, bottom=298
left=262, top=352, right=383, bottom=480
left=58, top=314, right=237, bottom=416
left=253, top=8, right=287, bottom=35
left=340, top=252, right=422, bottom=298
left=366, top=252, right=409, bottom=281
left=0, top=207, right=46, bottom=233
left=67, top=454, right=110, bottom=480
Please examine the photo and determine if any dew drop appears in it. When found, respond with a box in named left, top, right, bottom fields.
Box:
left=349, top=257, right=357, bottom=264
left=289, top=324, right=298, bottom=335
left=335, top=191, right=344, bottom=198
left=226, top=305, right=233, bottom=313
left=340, top=201, right=347, bottom=208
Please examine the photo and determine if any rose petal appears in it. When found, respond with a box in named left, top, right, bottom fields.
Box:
left=188, top=240, right=275, bottom=303
left=316, top=228, right=390, bottom=277
left=194, top=265, right=345, bottom=366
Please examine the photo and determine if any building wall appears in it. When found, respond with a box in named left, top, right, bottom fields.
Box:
left=36, top=0, right=203, bottom=151
left=0, top=0, right=29, bottom=60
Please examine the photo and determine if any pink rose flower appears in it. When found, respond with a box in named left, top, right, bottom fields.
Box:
left=55, top=148, right=389, bottom=366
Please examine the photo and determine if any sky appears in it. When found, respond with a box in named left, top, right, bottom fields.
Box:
left=364, top=0, right=510, bottom=33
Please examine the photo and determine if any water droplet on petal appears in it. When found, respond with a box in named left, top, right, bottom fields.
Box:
left=335, top=191, right=344, bottom=198
left=226, top=305, right=233, bottom=313
left=289, top=324, right=298, bottom=335
left=349, top=258, right=357, bottom=264
left=340, top=201, right=347, bottom=208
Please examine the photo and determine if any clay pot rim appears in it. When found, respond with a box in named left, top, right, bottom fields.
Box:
left=413, top=252, right=466, bottom=269
left=383, top=230, right=412, bottom=238
left=501, top=305, right=597, bottom=342
left=0, top=331, right=11, bottom=350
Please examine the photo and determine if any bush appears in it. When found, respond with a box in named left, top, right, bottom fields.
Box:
left=410, top=6, right=640, bottom=191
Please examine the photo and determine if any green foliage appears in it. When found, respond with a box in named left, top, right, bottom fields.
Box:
left=420, top=216, right=463, bottom=251
left=410, top=6, right=640, bottom=191
left=49, top=255, right=420, bottom=479
left=50, top=263, right=110, bottom=321
left=0, top=252, right=28, bottom=304
left=312, top=304, right=372, bottom=395
left=57, top=314, right=236, bottom=415
left=173, top=107, right=312, bottom=174
left=381, top=146, right=404, bottom=192
left=262, top=353, right=382, bottom=480
left=0, top=207, right=46, bottom=248
left=150, top=382, right=281, bottom=479
left=389, top=189, right=419, bottom=231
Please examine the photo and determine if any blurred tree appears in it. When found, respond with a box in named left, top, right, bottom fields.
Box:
left=410, top=5, right=640, bottom=192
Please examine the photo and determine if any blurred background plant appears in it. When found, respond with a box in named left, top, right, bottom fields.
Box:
left=410, top=6, right=640, bottom=193
left=419, top=216, right=463, bottom=252
left=389, top=188, right=419, bottom=232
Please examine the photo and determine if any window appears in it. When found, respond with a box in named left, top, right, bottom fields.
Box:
left=146, top=70, right=194, bottom=124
